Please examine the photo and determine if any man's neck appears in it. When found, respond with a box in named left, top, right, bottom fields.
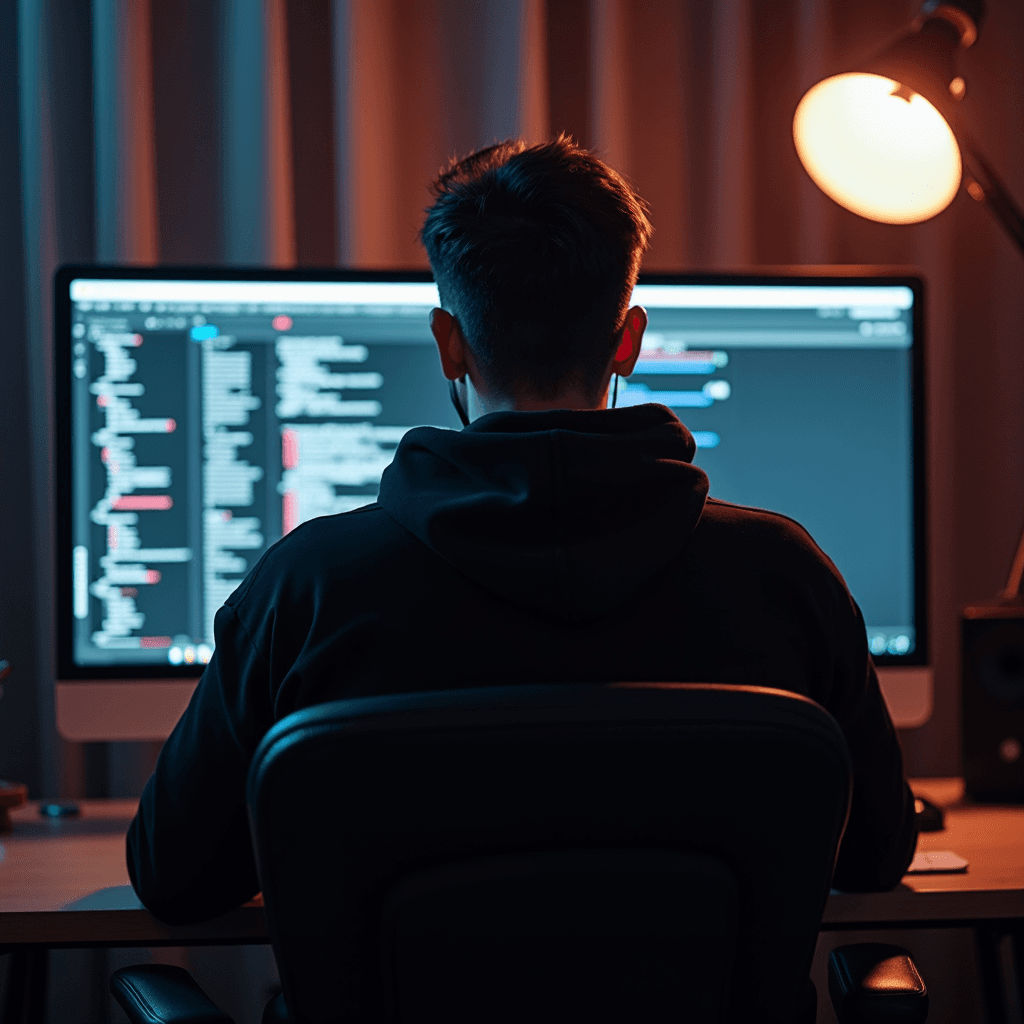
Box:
left=469, top=381, right=611, bottom=419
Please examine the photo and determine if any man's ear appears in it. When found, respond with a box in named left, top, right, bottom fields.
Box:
left=429, top=307, right=468, bottom=381
left=611, top=305, right=648, bottom=377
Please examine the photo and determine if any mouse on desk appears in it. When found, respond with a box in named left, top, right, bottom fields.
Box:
left=914, top=795, right=945, bottom=832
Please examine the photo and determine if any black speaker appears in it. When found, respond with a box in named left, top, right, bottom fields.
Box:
left=962, top=605, right=1024, bottom=801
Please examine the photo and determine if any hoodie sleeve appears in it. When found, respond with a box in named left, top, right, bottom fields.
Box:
left=828, top=598, right=917, bottom=892
left=126, top=598, right=274, bottom=925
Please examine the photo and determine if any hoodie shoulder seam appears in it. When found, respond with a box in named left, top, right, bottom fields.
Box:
left=704, top=496, right=814, bottom=535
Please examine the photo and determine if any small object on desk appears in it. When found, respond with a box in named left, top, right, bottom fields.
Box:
left=0, top=658, right=10, bottom=701
left=0, top=780, right=28, bottom=832
left=914, top=794, right=945, bottom=832
left=64, top=885, right=143, bottom=911
left=906, top=850, right=969, bottom=874
left=39, top=801, right=81, bottom=819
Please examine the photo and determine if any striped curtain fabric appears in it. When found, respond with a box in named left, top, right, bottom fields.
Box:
left=3, top=0, right=1024, bottom=796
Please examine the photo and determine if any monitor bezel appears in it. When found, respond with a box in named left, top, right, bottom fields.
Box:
left=55, top=264, right=926, bottom=680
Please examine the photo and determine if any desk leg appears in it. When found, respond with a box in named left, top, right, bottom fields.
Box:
left=977, top=927, right=1013, bottom=1024
left=1011, top=925, right=1024, bottom=1024
left=2, top=949, right=48, bottom=1024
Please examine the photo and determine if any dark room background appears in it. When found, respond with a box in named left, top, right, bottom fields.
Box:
left=1, top=0, right=1023, bottom=799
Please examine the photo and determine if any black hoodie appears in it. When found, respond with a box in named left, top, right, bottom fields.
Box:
left=127, top=404, right=916, bottom=925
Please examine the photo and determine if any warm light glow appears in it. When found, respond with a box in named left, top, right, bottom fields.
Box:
left=793, top=73, right=961, bottom=224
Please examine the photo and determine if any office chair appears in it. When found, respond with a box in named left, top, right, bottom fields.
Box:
left=111, top=683, right=927, bottom=1023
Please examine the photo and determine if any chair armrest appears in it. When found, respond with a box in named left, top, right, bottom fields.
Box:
left=110, top=964, right=234, bottom=1024
left=828, top=943, right=929, bottom=1024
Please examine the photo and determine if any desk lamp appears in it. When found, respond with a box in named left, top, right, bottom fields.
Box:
left=793, top=0, right=1024, bottom=604
left=793, top=0, right=1024, bottom=799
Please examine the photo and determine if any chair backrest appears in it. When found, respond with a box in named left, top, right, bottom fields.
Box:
left=247, top=683, right=851, bottom=1024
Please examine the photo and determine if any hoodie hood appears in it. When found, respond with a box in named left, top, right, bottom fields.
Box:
left=377, top=404, right=709, bottom=621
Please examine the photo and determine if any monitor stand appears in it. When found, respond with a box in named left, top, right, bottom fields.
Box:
left=876, top=667, right=933, bottom=729
left=55, top=681, right=199, bottom=742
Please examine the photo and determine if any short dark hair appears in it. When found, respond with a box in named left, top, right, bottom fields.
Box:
left=420, top=135, right=652, bottom=400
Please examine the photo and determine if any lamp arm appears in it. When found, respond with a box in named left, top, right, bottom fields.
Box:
left=961, top=142, right=1024, bottom=258
left=958, top=142, right=1024, bottom=601
left=1005, top=533, right=1024, bottom=604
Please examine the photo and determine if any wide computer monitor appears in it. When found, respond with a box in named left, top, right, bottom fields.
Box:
left=54, top=266, right=929, bottom=740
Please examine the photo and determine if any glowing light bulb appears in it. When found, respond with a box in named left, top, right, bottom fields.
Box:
left=793, top=73, right=961, bottom=224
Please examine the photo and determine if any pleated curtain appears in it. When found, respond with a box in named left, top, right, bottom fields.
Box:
left=3, top=0, right=1024, bottom=795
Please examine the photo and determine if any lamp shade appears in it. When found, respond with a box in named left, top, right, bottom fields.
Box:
left=793, top=72, right=962, bottom=224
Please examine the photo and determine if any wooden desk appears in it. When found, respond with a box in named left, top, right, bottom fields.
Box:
left=2, top=781, right=1023, bottom=945
left=1, top=782, right=1022, bottom=1022
left=0, top=800, right=265, bottom=949
left=824, top=778, right=1024, bottom=930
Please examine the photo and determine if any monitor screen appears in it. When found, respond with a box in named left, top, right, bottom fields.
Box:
left=55, top=267, right=925, bottom=686
left=632, top=276, right=924, bottom=665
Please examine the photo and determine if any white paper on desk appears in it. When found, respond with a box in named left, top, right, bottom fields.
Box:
left=906, top=850, right=968, bottom=874
left=63, top=884, right=145, bottom=910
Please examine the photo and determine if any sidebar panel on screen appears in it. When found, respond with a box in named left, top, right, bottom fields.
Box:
left=73, top=321, right=198, bottom=664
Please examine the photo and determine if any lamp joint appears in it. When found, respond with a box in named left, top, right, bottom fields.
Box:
left=918, top=1, right=983, bottom=47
